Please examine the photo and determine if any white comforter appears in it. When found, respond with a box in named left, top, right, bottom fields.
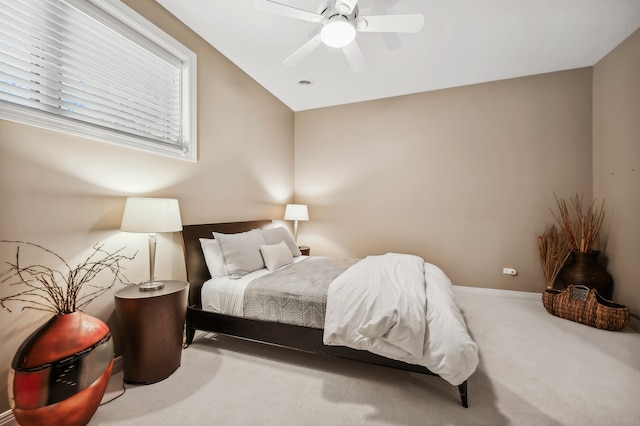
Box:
left=323, top=253, right=479, bottom=386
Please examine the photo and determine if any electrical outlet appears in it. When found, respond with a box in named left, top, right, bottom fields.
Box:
left=503, top=267, right=517, bottom=276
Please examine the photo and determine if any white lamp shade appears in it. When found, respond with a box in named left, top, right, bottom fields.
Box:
left=121, top=197, right=183, bottom=233
left=284, top=204, right=309, bottom=221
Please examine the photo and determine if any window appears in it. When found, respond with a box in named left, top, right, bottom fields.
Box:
left=0, top=0, right=197, bottom=161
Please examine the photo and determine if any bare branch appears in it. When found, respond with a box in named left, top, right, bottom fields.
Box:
left=1, top=241, right=135, bottom=315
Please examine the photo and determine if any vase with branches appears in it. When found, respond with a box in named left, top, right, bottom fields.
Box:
left=547, top=194, right=613, bottom=300
left=1, top=240, right=135, bottom=426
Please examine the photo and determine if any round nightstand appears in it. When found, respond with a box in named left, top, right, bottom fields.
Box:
left=114, top=280, right=188, bottom=384
left=299, top=246, right=310, bottom=256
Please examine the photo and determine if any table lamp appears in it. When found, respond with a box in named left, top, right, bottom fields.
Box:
left=121, top=197, right=183, bottom=291
left=284, top=204, right=309, bottom=243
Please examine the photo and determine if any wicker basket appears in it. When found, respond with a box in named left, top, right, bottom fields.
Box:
left=542, top=285, right=630, bottom=331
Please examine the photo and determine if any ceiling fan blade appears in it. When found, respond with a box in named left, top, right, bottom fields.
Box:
left=356, top=14, right=424, bottom=33
left=283, top=34, right=323, bottom=66
left=343, top=40, right=366, bottom=72
left=255, top=0, right=323, bottom=23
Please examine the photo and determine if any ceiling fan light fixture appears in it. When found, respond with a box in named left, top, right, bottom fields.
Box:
left=320, top=19, right=356, bottom=48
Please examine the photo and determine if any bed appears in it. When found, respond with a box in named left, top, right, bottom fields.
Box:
left=182, top=220, right=478, bottom=407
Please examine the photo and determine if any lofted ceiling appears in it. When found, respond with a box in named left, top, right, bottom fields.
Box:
left=156, top=0, right=640, bottom=112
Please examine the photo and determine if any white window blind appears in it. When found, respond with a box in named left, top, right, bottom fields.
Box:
left=0, top=0, right=197, bottom=161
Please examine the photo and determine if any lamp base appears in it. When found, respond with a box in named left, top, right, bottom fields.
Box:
left=139, top=281, right=164, bottom=291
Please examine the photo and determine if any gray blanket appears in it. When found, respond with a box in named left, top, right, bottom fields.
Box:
left=243, top=257, right=359, bottom=328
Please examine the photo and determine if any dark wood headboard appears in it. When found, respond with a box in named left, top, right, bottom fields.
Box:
left=181, top=220, right=273, bottom=308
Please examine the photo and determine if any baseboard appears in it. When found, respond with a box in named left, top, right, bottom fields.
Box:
left=113, top=354, right=123, bottom=373
left=0, top=410, right=16, bottom=426
left=629, top=315, right=640, bottom=332
left=0, top=356, right=123, bottom=426
left=453, top=285, right=541, bottom=301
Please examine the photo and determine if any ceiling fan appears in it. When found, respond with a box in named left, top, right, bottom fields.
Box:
left=255, top=0, right=424, bottom=72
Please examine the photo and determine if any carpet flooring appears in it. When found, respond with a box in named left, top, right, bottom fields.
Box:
left=86, top=286, right=640, bottom=426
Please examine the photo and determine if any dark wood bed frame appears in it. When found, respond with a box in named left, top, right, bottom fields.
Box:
left=182, top=220, right=469, bottom=408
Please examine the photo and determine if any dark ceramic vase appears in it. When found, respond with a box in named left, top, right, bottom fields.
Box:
left=9, top=311, right=114, bottom=426
left=561, top=251, right=613, bottom=300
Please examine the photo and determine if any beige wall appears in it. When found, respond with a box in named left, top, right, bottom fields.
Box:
left=294, top=69, right=594, bottom=293
left=593, top=29, right=640, bottom=315
left=0, top=0, right=294, bottom=412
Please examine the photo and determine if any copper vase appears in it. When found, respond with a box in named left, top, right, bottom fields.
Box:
left=9, top=311, right=114, bottom=426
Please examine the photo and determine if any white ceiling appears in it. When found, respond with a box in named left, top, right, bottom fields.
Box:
left=156, top=0, right=640, bottom=112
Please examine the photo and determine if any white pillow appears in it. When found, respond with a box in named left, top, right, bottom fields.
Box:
left=261, top=227, right=302, bottom=257
left=260, top=241, right=294, bottom=271
left=199, top=238, right=227, bottom=278
left=213, top=230, right=267, bottom=278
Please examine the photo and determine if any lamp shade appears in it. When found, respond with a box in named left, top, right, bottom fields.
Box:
left=320, top=18, right=356, bottom=48
left=121, top=197, right=183, bottom=233
left=284, top=204, right=309, bottom=221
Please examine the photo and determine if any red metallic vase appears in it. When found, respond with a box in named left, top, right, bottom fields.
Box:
left=8, top=311, right=114, bottom=426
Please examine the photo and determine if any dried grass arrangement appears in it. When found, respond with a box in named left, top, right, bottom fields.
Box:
left=0, top=241, right=135, bottom=315
left=537, top=225, right=571, bottom=289
left=551, top=193, right=605, bottom=253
